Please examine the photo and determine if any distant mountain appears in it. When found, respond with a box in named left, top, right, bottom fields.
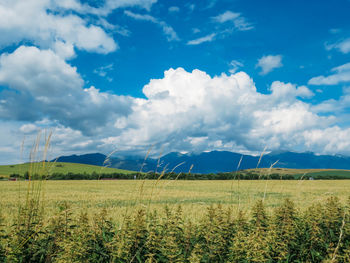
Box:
left=53, top=151, right=350, bottom=174
left=266, top=151, right=350, bottom=169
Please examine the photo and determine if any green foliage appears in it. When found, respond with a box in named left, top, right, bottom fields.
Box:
left=0, top=207, right=7, bottom=262
left=157, top=206, right=185, bottom=262
left=6, top=198, right=46, bottom=262
left=270, top=198, right=300, bottom=261
left=2, top=197, right=350, bottom=262
left=110, top=208, right=148, bottom=262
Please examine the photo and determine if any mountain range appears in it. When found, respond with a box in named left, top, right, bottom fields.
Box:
left=53, top=151, right=350, bottom=174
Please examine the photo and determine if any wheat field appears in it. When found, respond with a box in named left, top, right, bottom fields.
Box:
left=1, top=179, right=349, bottom=221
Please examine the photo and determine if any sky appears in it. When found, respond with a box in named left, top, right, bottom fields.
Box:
left=1, top=0, right=350, bottom=164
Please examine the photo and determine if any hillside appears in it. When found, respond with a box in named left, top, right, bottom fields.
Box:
left=241, top=168, right=350, bottom=179
left=0, top=162, right=134, bottom=178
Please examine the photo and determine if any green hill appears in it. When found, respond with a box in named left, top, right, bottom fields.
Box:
left=0, top=162, right=135, bottom=178
left=242, top=168, right=350, bottom=179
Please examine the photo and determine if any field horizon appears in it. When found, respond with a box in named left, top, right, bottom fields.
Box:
left=2, top=161, right=350, bottom=180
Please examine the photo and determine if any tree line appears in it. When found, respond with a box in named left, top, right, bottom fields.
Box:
left=7, top=171, right=350, bottom=180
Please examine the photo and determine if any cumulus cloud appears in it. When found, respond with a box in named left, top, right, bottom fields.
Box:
left=3, top=64, right=350, bottom=159
left=212, top=10, right=254, bottom=31
left=303, top=127, right=350, bottom=155
left=0, top=46, right=132, bottom=136
left=308, top=62, right=350, bottom=85
left=99, top=68, right=339, bottom=156
left=53, top=41, right=76, bottom=60
left=0, top=0, right=118, bottom=55
left=187, top=33, right=216, bottom=45
left=124, top=10, right=179, bottom=41
left=256, top=55, right=283, bottom=75
left=269, top=81, right=314, bottom=99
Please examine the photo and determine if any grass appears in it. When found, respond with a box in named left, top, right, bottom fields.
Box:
left=0, top=162, right=134, bottom=178
left=244, top=167, right=350, bottom=175
left=1, top=179, right=350, bottom=222
left=297, top=170, right=350, bottom=178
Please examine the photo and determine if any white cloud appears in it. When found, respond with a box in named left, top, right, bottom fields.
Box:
left=55, top=0, right=157, bottom=16
left=206, top=0, right=218, bottom=9
left=0, top=46, right=132, bottom=136
left=311, top=86, right=350, bottom=114
left=2, top=64, right=350, bottom=160
left=308, top=62, right=350, bottom=85
left=270, top=81, right=314, bottom=99
left=212, top=11, right=254, bottom=31
left=187, top=33, right=216, bottom=45
left=0, top=121, right=27, bottom=164
left=101, top=68, right=337, bottom=156
left=187, top=11, right=253, bottom=46
left=192, top=28, right=201, bottom=34
left=213, top=11, right=240, bottom=23
left=97, top=18, right=131, bottom=37
left=187, top=4, right=195, bottom=12
left=303, top=127, right=350, bottom=155
left=229, top=60, right=244, bottom=74
left=124, top=10, right=179, bottom=41
left=326, top=38, right=350, bottom=54
left=0, top=0, right=117, bottom=55
left=19, top=124, right=39, bottom=134
left=94, top=64, right=114, bottom=77
left=256, top=55, right=283, bottom=75
left=103, top=0, right=157, bottom=12
left=53, top=41, right=76, bottom=60
left=168, top=6, right=180, bottom=13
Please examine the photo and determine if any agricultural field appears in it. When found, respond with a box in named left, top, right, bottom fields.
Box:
left=1, top=179, right=350, bottom=220
left=1, top=179, right=350, bottom=261
left=0, top=162, right=134, bottom=178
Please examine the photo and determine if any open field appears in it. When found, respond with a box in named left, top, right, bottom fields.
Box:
left=1, top=179, right=350, bottom=261
left=1, top=179, right=349, bottom=220
left=0, top=162, right=134, bottom=178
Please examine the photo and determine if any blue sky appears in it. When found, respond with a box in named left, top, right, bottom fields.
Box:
left=76, top=0, right=350, bottom=98
left=0, top=0, right=350, bottom=163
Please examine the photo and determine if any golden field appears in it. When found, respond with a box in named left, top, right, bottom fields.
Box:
left=1, top=179, right=349, bottom=221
